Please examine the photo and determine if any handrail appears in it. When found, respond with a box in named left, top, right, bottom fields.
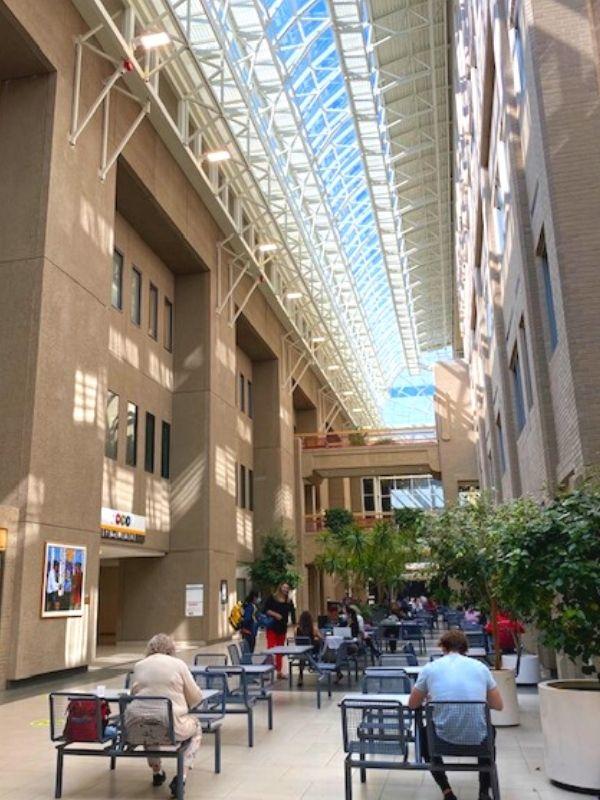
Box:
left=304, top=511, right=395, bottom=532
left=297, top=427, right=437, bottom=449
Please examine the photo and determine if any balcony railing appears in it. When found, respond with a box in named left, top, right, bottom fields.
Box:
left=297, top=426, right=437, bottom=450
left=305, top=511, right=395, bottom=532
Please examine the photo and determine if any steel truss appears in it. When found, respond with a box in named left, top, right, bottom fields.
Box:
left=69, top=0, right=383, bottom=427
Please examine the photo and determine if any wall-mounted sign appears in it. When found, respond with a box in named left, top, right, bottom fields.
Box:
left=186, top=584, right=204, bottom=617
left=41, top=542, right=86, bottom=618
left=220, top=580, right=228, bottom=606
left=100, top=507, right=146, bottom=544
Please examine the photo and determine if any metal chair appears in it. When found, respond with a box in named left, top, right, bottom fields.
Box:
left=423, top=701, right=500, bottom=799
left=49, top=692, right=119, bottom=798
left=206, top=666, right=273, bottom=747
left=313, top=640, right=354, bottom=709
left=465, top=630, right=488, bottom=651
left=227, top=642, right=242, bottom=665
left=401, top=622, right=427, bottom=654
left=362, top=672, right=412, bottom=694
left=460, top=620, right=484, bottom=632
left=341, top=699, right=410, bottom=800
left=191, top=671, right=226, bottom=773
left=287, top=636, right=313, bottom=687
left=444, top=611, right=464, bottom=629
left=378, top=652, right=418, bottom=667
left=193, top=652, right=228, bottom=666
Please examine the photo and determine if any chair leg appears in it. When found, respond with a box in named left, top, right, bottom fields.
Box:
left=359, top=751, right=366, bottom=783
left=247, top=707, right=254, bottom=747
left=176, top=752, right=185, bottom=800
left=490, top=765, right=501, bottom=800
left=288, top=663, right=293, bottom=690
left=344, top=758, right=352, bottom=800
left=317, top=679, right=321, bottom=709
left=267, top=695, right=273, bottom=730
left=55, top=747, right=64, bottom=799
left=214, top=728, right=221, bottom=774
left=327, top=673, right=332, bottom=698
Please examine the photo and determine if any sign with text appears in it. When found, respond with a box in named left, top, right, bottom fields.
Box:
left=186, top=584, right=204, bottom=617
left=100, top=507, right=146, bottom=544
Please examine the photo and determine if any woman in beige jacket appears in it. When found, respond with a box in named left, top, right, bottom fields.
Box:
left=129, top=633, right=202, bottom=797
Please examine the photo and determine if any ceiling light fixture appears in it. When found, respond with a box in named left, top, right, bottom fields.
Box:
left=327, top=365, right=340, bottom=371
left=138, top=31, right=171, bottom=49
left=286, top=291, right=302, bottom=300
left=312, top=336, right=326, bottom=343
left=257, top=242, right=277, bottom=253
left=204, top=149, right=231, bottom=163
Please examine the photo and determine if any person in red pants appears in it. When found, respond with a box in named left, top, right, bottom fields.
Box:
left=263, top=582, right=296, bottom=678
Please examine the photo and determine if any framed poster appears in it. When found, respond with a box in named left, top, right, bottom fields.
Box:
left=185, top=584, right=204, bottom=617
left=220, top=580, right=228, bottom=606
left=41, top=542, right=87, bottom=618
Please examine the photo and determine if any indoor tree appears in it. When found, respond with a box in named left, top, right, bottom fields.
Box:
left=249, top=528, right=300, bottom=594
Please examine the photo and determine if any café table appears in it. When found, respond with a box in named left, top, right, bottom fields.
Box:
left=261, top=645, right=314, bottom=688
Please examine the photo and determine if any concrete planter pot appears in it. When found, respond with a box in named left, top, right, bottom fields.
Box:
left=490, top=669, right=520, bottom=726
left=502, top=653, right=540, bottom=685
left=539, top=680, right=600, bottom=793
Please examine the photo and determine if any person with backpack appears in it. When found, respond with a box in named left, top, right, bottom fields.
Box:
left=240, top=590, right=259, bottom=653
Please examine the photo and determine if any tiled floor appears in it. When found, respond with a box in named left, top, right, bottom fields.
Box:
left=0, top=638, right=583, bottom=800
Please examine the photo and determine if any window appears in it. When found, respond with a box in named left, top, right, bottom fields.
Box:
left=149, top=284, right=158, bottom=339
left=161, top=421, right=171, bottom=479
left=164, top=298, right=173, bottom=352
left=247, top=380, right=253, bottom=419
left=510, top=346, right=526, bottom=433
left=493, top=172, right=506, bottom=253
left=518, top=318, right=533, bottom=409
left=510, top=1, right=526, bottom=102
left=145, top=412, right=155, bottom=473
left=126, top=402, right=138, bottom=466
left=239, top=464, right=246, bottom=508
left=238, top=373, right=245, bottom=413
left=131, top=267, right=142, bottom=325
left=380, top=479, right=392, bottom=513
left=248, top=468, right=254, bottom=512
left=362, top=478, right=375, bottom=512
left=496, top=414, right=506, bottom=473
left=105, top=391, right=119, bottom=459
left=112, top=250, right=123, bottom=310
left=538, top=233, right=558, bottom=352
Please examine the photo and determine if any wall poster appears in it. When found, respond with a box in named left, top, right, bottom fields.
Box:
left=41, top=542, right=86, bottom=618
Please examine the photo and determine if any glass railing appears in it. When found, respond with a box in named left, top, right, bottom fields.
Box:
left=297, top=426, right=437, bottom=449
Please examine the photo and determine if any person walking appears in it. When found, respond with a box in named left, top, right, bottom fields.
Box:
left=240, top=590, right=259, bottom=653
left=263, top=582, right=296, bottom=679
left=408, top=629, right=503, bottom=800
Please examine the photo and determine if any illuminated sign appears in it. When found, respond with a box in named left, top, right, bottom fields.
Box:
left=100, top=507, right=146, bottom=544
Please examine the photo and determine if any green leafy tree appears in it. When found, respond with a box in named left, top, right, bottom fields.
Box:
left=315, top=522, right=368, bottom=595
left=249, top=528, right=300, bottom=594
left=324, top=507, right=354, bottom=534
left=496, top=485, right=600, bottom=679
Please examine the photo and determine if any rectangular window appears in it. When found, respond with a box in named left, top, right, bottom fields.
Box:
left=239, top=464, right=246, bottom=509
left=105, top=391, right=119, bottom=459
left=112, top=250, right=123, bottom=310
left=510, top=346, right=527, bottom=433
left=510, top=2, right=526, bottom=101
left=145, top=412, right=155, bottom=473
left=519, top=318, right=534, bottom=409
left=126, top=401, right=138, bottom=467
left=164, top=298, right=173, bottom=352
left=131, top=267, right=142, bottom=325
left=247, top=380, right=253, bottom=419
left=496, top=414, right=506, bottom=473
left=149, top=283, right=158, bottom=340
left=538, top=233, right=558, bottom=352
left=238, top=373, right=245, bottom=413
left=494, top=173, right=506, bottom=254
left=380, top=478, right=392, bottom=513
left=247, top=468, right=254, bottom=512
left=362, top=477, right=375, bottom=512
left=161, top=421, right=171, bottom=479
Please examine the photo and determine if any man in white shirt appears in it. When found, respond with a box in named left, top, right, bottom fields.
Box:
left=409, top=629, right=503, bottom=800
left=46, top=560, right=61, bottom=611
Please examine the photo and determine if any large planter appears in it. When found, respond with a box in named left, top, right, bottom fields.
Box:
left=502, top=653, right=540, bottom=685
left=539, top=680, right=600, bottom=793
left=490, top=669, right=519, bottom=727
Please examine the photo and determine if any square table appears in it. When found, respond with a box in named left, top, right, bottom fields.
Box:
left=261, top=644, right=314, bottom=688
left=342, top=692, right=411, bottom=704
left=366, top=665, right=422, bottom=677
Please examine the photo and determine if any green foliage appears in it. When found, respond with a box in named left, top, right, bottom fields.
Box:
left=249, top=528, right=300, bottom=593
left=324, top=508, right=354, bottom=533
left=348, top=431, right=367, bottom=446
left=393, top=507, right=424, bottom=532
left=496, top=485, right=600, bottom=678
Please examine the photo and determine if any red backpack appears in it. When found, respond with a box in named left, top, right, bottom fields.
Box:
left=63, top=698, right=110, bottom=742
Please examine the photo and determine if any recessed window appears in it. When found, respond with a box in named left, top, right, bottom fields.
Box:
left=518, top=318, right=533, bottom=410
left=247, top=468, right=254, bottom=512
left=149, top=283, right=158, bottom=340
left=164, top=298, right=173, bottom=352
left=105, top=391, right=119, bottom=460
left=362, top=477, right=375, bottom=512
left=510, top=1, right=526, bottom=102
left=510, top=346, right=526, bottom=433
left=112, top=250, right=123, bottom=310
left=126, top=402, right=138, bottom=467
left=239, top=373, right=245, bottom=413
left=538, top=232, right=558, bottom=352
left=247, top=380, right=253, bottom=419
left=161, top=421, right=171, bottom=479
left=145, top=412, right=155, bottom=473
left=239, top=464, right=246, bottom=509
left=496, top=414, right=506, bottom=473
left=131, top=267, right=142, bottom=325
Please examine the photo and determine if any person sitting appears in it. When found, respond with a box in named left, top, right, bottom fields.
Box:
left=381, top=604, right=403, bottom=652
left=464, top=607, right=482, bottom=624
left=485, top=612, right=524, bottom=654
left=408, top=629, right=503, bottom=800
left=128, top=633, right=202, bottom=798
left=296, top=610, right=322, bottom=687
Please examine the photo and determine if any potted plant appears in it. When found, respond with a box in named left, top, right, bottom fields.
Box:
left=421, top=495, right=541, bottom=726
left=249, top=528, right=300, bottom=594
left=496, top=485, right=600, bottom=792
